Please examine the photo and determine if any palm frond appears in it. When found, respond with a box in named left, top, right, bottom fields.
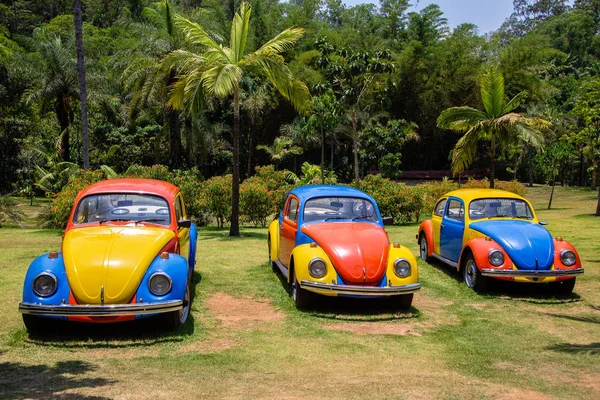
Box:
left=501, top=91, right=527, bottom=115
left=437, top=106, right=487, bottom=131
left=230, top=2, right=251, bottom=63
left=450, top=127, right=483, bottom=175
left=253, top=27, right=306, bottom=57
left=480, top=68, right=504, bottom=118
left=175, top=14, right=228, bottom=59
left=201, top=64, right=243, bottom=97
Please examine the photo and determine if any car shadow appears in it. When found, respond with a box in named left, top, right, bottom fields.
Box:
left=545, top=342, right=600, bottom=355
left=272, top=265, right=420, bottom=321
left=485, top=280, right=582, bottom=304
left=0, top=360, right=114, bottom=399
left=423, top=258, right=463, bottom=284
left=544, top=313, right=600, bottom=324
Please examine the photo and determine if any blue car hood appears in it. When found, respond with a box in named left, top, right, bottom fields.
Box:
left=469, top=220, right=554, bottom=270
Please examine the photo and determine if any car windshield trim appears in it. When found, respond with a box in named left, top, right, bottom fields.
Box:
left=72, top=193, right=171, bottom=226
left=469, top=197, right=534, bottom=221
left=303, top=196, right=378, bottom=224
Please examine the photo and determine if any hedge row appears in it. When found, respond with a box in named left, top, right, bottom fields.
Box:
left=40, top=165, right=526, bottom=228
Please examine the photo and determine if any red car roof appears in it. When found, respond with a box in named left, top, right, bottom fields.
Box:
left=76, top=178, right=179, bottom=200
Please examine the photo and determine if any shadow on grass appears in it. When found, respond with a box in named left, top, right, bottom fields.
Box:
left=0, top=360, right=113, bottom=399
left=546, top=342, right=600, bottom=355
left=424, top=258, right=463, bottom=284
left=486, top=280, right=582, bottom=304
left=197, top=228, right=267, bottom=241
left=572, top=213, right=597, bottom=219
left=272, top=266, right=420, bottom=321
left=545, top=313, right=600, bottom=324
left=24, top=271, right=203, bottom=347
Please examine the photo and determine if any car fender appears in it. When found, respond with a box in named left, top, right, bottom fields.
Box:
left=289, top=244, right=337, bottom=285
left=136, top=254, right=189, bottom=304
left=22, top=253, right=71, bottom=313
left=387, top=245, right=419, bottom=286
left=417, top=220, right=434, bottom=257
left=553, top=239, right=582, bottom=278
left=188, top=223, right=198, bottom=275
left=460, top=238, right=512, bottom=272
left=268, top=218, right=280, bottom=263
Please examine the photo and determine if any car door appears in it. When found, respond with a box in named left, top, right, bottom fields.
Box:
left=175, top=193, right=190, bottom=261
left=432, top=198, right=447, bottom=254
left=440, top=198, right=465, bottom=263
left=279, top=195, right=300, bottom=267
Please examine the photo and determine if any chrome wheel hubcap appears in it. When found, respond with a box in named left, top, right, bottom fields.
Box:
left=420, top=239, right=427, bottom=260
left=179, top=284, right=190, bottom=323
left=465, top=260, right=477, bottom=288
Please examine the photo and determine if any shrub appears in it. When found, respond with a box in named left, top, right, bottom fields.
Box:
left=124, top=164, right=173, bottom=182
left=249, top=165, right=298, bottom=214
left=461, top=178, right=527, bottom=196
left=0, top=196, right=25, bottom=227
left=240, top=181, right=271, bottom=227
left=172, top=168, right=207, bottom=225
left=198, top=175, right=232, bottom=228
left=40, top=170, right=104, bottom=228
left=416, top=178, right=459, bottom=217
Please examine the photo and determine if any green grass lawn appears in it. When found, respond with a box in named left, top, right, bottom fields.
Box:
left=0, top=186, right=598, bottom=399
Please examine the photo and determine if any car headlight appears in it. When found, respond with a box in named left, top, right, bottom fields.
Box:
left=394, top=259, right=411, bottom=278
left=309, top=258, right=327, bottom=278
left=488, top=250, right=504, bottom=266
left=560, top=250, right=576, bottom=266
left=33, top=272, right=57, bottom=297
left=149, top=272, right=172, bottom=295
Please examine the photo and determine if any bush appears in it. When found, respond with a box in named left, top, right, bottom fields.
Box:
left=461, top=178, right=527, bottom=196
left=40, top=170, right=104, bottom=228
left=198, top=175, right=232, bottom=228
left=124, top=164, right=173, bottom=182
left=240, top=181, right=271, bottom=227
left=0, top=196, right=25, bottom=227
left=249, top=165, right=298, bottom=214
left=416, top=178, right=459, bottom=217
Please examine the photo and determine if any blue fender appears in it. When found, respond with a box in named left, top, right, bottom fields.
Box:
left=22, top=253, right=69, bottom=320
left=188, top=223, right=197, bottom=274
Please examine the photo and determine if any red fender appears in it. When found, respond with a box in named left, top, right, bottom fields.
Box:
left=459, top=238, right=512, bottom=273
left=552, top=239, right=582, bottom=281
left=417, top=220, right=434, bottom=257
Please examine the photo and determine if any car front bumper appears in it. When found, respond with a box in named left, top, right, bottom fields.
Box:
left=481, top=268, right=584, bottom=278
left=18, top=300, right=183, bottom=317
left=300, top=281, right=420, bottom=296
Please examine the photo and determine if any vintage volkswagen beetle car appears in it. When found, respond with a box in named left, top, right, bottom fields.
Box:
left=19, top=178, right=197, bottom=331
left=268, top=185, right=420, bottom=309
left=417, top=189, right=583, bottom=293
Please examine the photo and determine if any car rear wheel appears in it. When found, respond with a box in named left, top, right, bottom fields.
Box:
left=550, top=277, right=576, bottom=295
left=419, top=233, right=430, bottom=262
left=463, top=254, right=488, bottom=292
left=393, top=294, right=413, bottom=311
left=291, top=270, right=311, bottom=309
left=163, top=280, right=191, bottom=330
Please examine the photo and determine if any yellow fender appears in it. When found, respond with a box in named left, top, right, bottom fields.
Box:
left=290, top=244, right=339, bottom=296
left=268, top=219, right=280, bottom=264
left=386, top=244, right=419, bottom=287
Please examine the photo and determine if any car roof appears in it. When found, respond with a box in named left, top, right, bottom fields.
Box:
left=289, top=185, right=374, bottom=203
left=76, top=178, right=179, bottom=200
left=443, top=188, right=525, bottom=203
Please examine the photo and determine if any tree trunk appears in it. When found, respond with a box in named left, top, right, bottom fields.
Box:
left=596, top=185, right=600, bottom=216
left=489, top=132, right=496, bottom=189
left=330, top=135, right=334, bottom=171
left=247, top=126, right=254, bottom=178
left=528, top=147, right=533, bottom=187
left=548, top=160, right=556, bottom=209
left=74, top=0, right=89, bottom=170
left=56, top=95, right=71, bottom=162
left=229, top=88, right=240, bottom=237
left=320, top=125, right=325, bottom=184
left=592, top=161, right=597, bottom=191
left=351, top=105, right=359, bottom=188
left=580, top=150, right=585, bottom=186
left=167, top=71, right=182, bottom=169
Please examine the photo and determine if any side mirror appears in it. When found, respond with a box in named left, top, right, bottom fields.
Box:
left=382, top=217, right=394, bottom=226
left=178, top=219, right=192, bottom=228
left=539, top=221, right=548, bottom=226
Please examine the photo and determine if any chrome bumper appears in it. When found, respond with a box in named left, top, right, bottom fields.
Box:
left=481, top=268, right=584, bottom=278
left=18, top=300, right=183, bottom=317
left=301, top=281, right=420, bottom=296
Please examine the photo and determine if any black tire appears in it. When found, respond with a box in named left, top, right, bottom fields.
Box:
left=394, top=294, right=413, bottom=311
left=550, top=278, right=576, bottom=295
left=418, top=233, right=430, bottom=262
left=22, top=314, right=47, bottom=333
left=463, top=253, right=488, bottom=292
left=163, top=280, right=192, bottom=330
left=291, top=269, right=311, bottom=309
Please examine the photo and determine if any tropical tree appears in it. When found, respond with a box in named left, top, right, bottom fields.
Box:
left=166, top=2, right=310, bottom=236
left=73, top=0, right=89, bottom=169
left=256, top=136, right=303, bottom=170
left=437, top=68, right=549, bottom=188
left=306, top=89, right=341, bottom=183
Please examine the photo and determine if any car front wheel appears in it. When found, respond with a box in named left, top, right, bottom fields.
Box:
left=291, top=270, right=311, bottom=309
left=463, top=254, right=488, bottom=292
left=419, top=233, right=430, bottom=262
left=163, top=280, right=191, bottom=330
left=22, top=314, right=46, bottom=333
left=550, top=277, right=576, bottom=295
left=393, top=293, right=413, bottom=311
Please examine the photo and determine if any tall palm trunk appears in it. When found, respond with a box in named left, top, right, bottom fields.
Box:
left=490, top=132, right=496, bottom=189
left=56, top=95, right=71, bottom=162
left=330, top=135, right=334, bottom=171
left=351, top=105, right=359, bottom=188
left=529, top=146, right=533, bottom=187
left=320, top=125, right=325, bottom=184
left=168, top=71, right=182, bottom=168
left=74, top=0, right=89, bottom=169
left=230, top=87, right=241, bottom=237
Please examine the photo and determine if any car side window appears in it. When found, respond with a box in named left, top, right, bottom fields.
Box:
left=285, top=197, right=299, bottom=223
left=446, top=199, right=464, bottom=222
left=175, top=195, right=184, bottom=221
left=434, top=199, right=447, bottom=217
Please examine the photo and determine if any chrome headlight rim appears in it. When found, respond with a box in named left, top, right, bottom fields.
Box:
left=560, top=249, right=576, bottom=266
left=394, top=259, right=411, bottom=278
left=32, top=272, right=58, bottom=297
left=308, top=258, right=327, bottom=278
left=488, top=249, right=505, bottom=267
left=148, top=272, right=172, bottom=296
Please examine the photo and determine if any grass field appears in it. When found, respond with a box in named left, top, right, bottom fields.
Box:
left=0, top=186, right=598, bottom=399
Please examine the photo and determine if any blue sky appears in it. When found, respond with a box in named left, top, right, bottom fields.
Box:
left=342, top=0, right=515, bottom=34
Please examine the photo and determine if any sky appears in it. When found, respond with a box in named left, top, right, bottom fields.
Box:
left=342, top=0, right=515, bottom=34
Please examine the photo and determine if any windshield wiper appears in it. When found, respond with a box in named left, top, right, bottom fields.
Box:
left=488, top=214, right=509, bottom=219
left=324, top=216, right=349, bottom=221
left=98, top=218, right=132, bottom=224
left=136, top=219, right=167, bottom=225
left=352, top=215, right=373, bottom=221
left=512, top=215, right=532, bottom=219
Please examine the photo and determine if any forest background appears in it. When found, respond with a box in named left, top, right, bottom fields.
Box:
left=1, top=0, right=600, bottom=222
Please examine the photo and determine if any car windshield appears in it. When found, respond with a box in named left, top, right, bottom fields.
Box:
left=469, top=198, right=534, bottom=220
left=303, top=197, right=377, bottom=223
left=73, top=193, right=171, bottom=226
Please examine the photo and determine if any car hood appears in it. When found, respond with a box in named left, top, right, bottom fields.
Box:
left=469, top=220, right=554, bottom=270
left=301, top=222, right=389, bottom=284
left=63, top=226, right=175, bottom=304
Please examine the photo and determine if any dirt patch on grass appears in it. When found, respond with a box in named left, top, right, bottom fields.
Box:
left=324, top=322, right=421, bottom=336
left=206, top=292, right=283, bottom=331
left=178, top=337, right=238, bottom=354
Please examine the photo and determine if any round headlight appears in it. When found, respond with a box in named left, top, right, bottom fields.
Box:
left=488, top=250, right=504, bottom=266
left=33, top=272, right=57, bottom=297
left=149, top=272, right=172, bottom=295
left=394, top=259, right=411, bottom=278
left=309, top=258, right=327, bottom=278
left=560, top=250, right=576, bottom=266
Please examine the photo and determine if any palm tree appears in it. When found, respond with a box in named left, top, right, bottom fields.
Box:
left=166, top=2, right=310, bottom=236
left=73, top=0, right=89, bottom=169
left=437, top=68, right=549, bottom=188
left=257, top=136, right=303, bottom=170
